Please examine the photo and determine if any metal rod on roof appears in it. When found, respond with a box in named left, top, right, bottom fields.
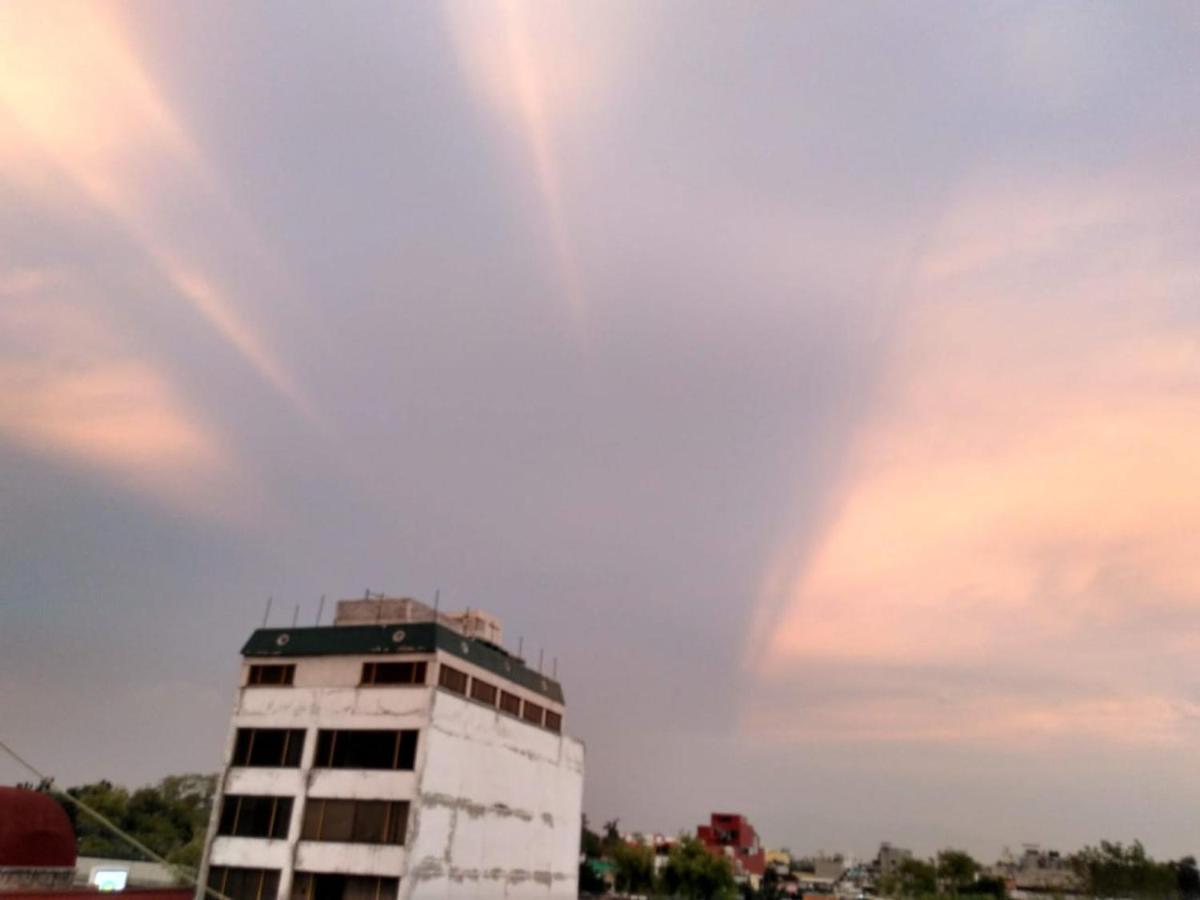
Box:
left=518, top=636, right=524, bottom=659
left=262, top=596, right=273, bottom=627
left=433, top=589, right=440, bottom=622
left=315, top=595, right=326, bottom=626
left=292, top=604, right=299, bottom=627
left=538, top=648, right=544, bottom=673
left=552, top=657, right=558, bottom=678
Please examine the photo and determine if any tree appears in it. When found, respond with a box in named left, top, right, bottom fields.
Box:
left=612, top=839, right=655, bottom=895
left=1072, top=840, right=1175, bottom=899
left=660, top=836, right=736, bottom=900
left=581, top=815, right=603, bottom=860
left=1178, top=856, right=1200, bottom=900
left=579, top=860, right=608, bottom=896
left=50, top=774, right=215, bottom=878
left=937, top=849, right=979, bottom=895
left=883, top=858, right=937, bottom=897
left=602, top=819, right=624, bottom=858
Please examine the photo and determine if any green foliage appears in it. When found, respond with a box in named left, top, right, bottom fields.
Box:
left=1073, top=841, right=1177, bottom=899
left=601, top=819, right=624, bottom=858
left=581, top=814, right=604, bottom=860
left=660, top=836, right=736, bottom=900
left=970, top=876, right=1008, bottom=899
left=52, top=774, right=215, bottom=878
left=579, top=860, right=608, bottom=896
left=937, top=849, right=980, bottom=893
left=891, top=858, right=938, bottom=897
left=612, top=839, right=656, bottom=895
left=1178, top=856, right=1200, bottom=900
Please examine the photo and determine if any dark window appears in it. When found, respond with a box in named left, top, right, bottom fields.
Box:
left=361, top=661, right=427, bottom=686
left=544, top=710, right=562, bottom=733
left=522, top=700, right=544, bottom=726
left=301, top=799, right=408, bottom=845
left=313, top=730, right=418, bottom=770
left=438, top=664, right=468, bottom=695
left=499, top=691, right=521, bottom=716
left=233, top=729, right=305, bottom=767
left=208, top=867, right=280, bottom=900
left=248, top=664, right=294, bottom=686
left=469, top=678, right=497, bottom=706
left=217, top=795, right=292, bottom=839
left=291, top=874, right=398, bottom=900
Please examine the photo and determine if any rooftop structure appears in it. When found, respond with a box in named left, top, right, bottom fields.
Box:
left=0, top=787, right=75, bottom=891
left=196, top=596, right=584, bottom=900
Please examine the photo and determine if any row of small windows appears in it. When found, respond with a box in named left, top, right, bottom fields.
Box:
left=216, top=794, right=408, bottom=845
left=438, top=665, right=562, bottom=733
left=207, top=868, right=398, bottom=900
left=232, top=728, right=418, bottom=770
left=244, top=662, right=563, bottom=734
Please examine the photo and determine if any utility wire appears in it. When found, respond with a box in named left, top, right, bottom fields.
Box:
left=0, top=736, right=230, bottom=900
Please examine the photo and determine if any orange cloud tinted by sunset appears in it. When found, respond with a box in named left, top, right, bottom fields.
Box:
left=749, top=168, right=1200, bottom=745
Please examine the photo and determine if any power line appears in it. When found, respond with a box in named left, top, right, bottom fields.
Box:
left=0, top=735, right=229, bottom=900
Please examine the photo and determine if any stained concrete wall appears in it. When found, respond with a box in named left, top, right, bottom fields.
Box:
left=402, top=691, right=584, bottom=900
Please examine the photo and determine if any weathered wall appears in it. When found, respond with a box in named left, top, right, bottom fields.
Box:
left=402, top=692, right=584, bottom=900
left=200, top=672, right=434, bottom=900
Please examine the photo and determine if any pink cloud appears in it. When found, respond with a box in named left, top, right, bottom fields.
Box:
left=747, top=163, right=1200, bottom=744
left=0, top=273, right=235, bottom=515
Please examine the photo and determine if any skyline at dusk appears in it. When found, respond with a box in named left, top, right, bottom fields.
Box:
left=2, top=1, right=1199, bottom=860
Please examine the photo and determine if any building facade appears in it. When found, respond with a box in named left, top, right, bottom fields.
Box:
left=696, top=813, right=766, bottom=888
left=196, top=598, right=584, bottom=900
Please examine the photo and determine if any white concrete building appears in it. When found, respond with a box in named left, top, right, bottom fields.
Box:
left=196, top=597, right=584, bottom=900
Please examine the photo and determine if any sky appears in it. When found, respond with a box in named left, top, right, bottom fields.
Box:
left=1, top=0, right=1199, bottom=862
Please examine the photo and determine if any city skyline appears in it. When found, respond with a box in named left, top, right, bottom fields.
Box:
left=2, top=0, right=1199, bottom=863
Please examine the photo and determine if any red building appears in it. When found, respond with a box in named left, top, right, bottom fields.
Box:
left=0, top=786, right=189, bottom=900
left=697, top=812, right=766, bottom=883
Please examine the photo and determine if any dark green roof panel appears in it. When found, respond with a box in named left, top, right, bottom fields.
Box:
left=241, top=623, right=564, bottom=703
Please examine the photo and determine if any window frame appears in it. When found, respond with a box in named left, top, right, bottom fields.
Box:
left=312, top=729, right=419, bottom=771
left=217, top=794, right=293, bottom=840
left=360, top=660, right=427, bottom=687
left=207, top=867, right=280, bottom=900
left=437, top=664, right=468, bottom=695
left=469, top=677, right=498, bottom=706
left=301, top=798, right=409, bottom=845
left=232, top=728, right=305, bottom=768
left=247, top=664, right=295, bottom=687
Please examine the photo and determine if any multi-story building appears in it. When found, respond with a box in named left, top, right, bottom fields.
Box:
left=697, top=813, right=766, bottom=888
left=196, top=597, right=584, bottom=900
left=875, top=842, right=913, bottom=879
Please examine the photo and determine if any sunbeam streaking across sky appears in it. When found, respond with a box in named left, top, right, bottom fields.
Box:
left=444, top=2, right=639, bottom=325
left=0, top=1, right=318, bottom=427
left=746, top=160, right=1200, bottom=748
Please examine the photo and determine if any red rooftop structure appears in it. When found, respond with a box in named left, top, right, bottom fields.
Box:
left=0, top=786, right=189, bottom=900
left=697, top=812, right=766, bottom=885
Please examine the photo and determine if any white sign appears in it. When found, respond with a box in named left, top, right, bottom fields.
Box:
left=90, top=868, right=129, bottom=892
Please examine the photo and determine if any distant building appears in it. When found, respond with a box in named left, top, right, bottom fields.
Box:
left=876, top=843, right=913, bottom=878
left=811, top=855, right=845, bottom=881
left=196, top=595, right=584, bottom=900
left=993, top=845, right=1078, bottom=892
left=697, top=813, right=766, bottom=888
left=765, top=849, right=792, bottom=875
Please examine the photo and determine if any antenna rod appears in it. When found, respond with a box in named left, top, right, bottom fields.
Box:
left=315, top=595, right=326, bottom=626
left=518, top=636, right=524, bottom=659
left=291, top=604, right=299, bottom=627
left=262, top=596, right=273, bottom=627
left=538, top=648, right=544, bottom=673
left=552, top=657, right=558, bottom=678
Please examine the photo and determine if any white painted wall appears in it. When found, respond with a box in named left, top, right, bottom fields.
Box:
left=401, top=691, right=584, bottom=900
